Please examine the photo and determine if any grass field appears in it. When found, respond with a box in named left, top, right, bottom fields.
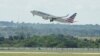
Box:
left=0, top=52, right=100, bottom=56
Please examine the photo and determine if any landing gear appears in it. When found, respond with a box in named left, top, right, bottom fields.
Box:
left=50, top=19, right=53, bottom=22
left=50, top=18, right=56, bottom=22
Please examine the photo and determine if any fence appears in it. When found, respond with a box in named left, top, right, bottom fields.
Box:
left=0, top=47, right=100, bottom=52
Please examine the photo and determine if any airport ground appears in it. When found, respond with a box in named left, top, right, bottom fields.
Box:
left=0, top=48, right=100, bottom=56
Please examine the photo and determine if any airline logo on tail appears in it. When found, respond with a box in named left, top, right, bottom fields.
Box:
left=66, top=13, right=77, bottom=23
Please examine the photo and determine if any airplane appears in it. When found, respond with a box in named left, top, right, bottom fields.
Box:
left=31, top=10, right=77, bottom=23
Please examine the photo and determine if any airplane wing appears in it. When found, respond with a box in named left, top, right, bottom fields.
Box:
left=61, top=14, right=69, bottom=18
left=31, top=10, right=57, bottom=20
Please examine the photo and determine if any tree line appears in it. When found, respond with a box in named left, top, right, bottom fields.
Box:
left=0, top=34, right=100, bottom=48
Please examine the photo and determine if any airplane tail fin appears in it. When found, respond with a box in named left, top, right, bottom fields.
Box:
left=66, top=13, right=77, bottom=23
left=69, top=13, right=77, bottom=19
left=69, top=13, right=77, bottom=20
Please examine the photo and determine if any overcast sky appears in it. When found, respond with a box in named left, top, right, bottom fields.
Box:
left=0, top=0, right=100, bottom=24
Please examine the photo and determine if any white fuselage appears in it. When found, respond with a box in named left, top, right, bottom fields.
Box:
left=31, top=10, right=76, bottom=23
